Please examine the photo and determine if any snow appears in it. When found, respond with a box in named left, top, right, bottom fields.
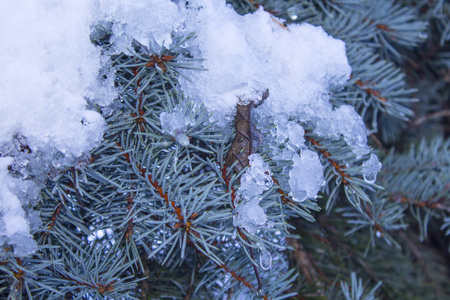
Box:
left=98, top=0, right=184, bottom=53
left=179, top=0, right=369, bottom=159
left=179, top=1, right=351, bottom=117
left=0, top=0, right=117, bottom=255
left=362, top=153, right=382, bottom=184
left=0, top=158, right=38, bottom=256
left=160, top=110, right=193, bottom=146
left=289, top=149, right=324, bottom=202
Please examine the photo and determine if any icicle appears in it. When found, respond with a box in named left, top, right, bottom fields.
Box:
left=256, top=289, right=265, bottom=297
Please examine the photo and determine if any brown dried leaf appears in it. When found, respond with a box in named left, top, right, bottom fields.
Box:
left=225, top=89, right=269, bottom=174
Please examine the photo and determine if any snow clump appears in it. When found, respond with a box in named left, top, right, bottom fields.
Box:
left=177, top=0, right=371, bottom=204
left=0, top=158, right=39, bottom=256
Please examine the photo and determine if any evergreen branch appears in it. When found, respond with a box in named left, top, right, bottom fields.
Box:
left=43, top=200, right=63, bottom=235
left=367, top=0, right=428, bottom=59
left=115, top=142, right=187, bottom=226
left=334, top=43, right=417, bottom=127
left=186, top=239, right=267, bottom=299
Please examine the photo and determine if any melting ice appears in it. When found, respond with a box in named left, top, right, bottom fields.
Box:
left=362, top=153, right=382, bottom=184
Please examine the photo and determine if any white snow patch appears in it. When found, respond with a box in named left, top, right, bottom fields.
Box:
left=0, top=0, right=119, bottom=255
left=179, top=1, right=351, bottom=119
left=178, top=0, right=369, bottom=158
left=0, top=0, right=109, bottom=162
left=0, top=158, right=38, bottom=256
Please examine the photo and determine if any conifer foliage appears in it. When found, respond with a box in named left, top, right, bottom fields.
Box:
left=1, top=0, right=449, bottom=299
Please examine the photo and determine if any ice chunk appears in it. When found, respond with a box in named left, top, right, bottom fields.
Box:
left=239, top=154, right=273, bottom=200
left=362, top=153, right=382, bottom=184
left=233, top=154, right=273, bottom=232
left=160, top=110, right=193, bottom=146
left=289, top=149, right=324, bottom=202
left=287, top=122, right=306, bottom=149
left=233, top=201, right=267, bottom=233
left=332, top=106, right=370, bottom=158
left=273, top=116, right=305, bottom=150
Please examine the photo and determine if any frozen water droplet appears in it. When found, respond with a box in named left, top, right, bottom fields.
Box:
left=362, top=154, right=382, bottom=184
left=287, top=7, right=300, bottom=21
left=418, top=32, right=428, bottom=39
left=259, top=249, right=272, bottom=270
left=9, top=285, right=21, bottom=300
left=256, top=289, right=264, bottom=297
left=266, top=220, right=274, bottom=228
left=375, top=230, right=382, bottom=238
left=290, top=189, right=307, bottom=202
left=364, top=174, right=376, bottom=183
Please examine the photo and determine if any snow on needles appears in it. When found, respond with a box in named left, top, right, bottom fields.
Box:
left=0, top=0, right=183, bottom=256
left=178, top=0, right=371, bottom=208
left=0, top=0, right=377, bottom=255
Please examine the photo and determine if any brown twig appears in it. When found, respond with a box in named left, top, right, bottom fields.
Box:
left=412, top=110, right=450, bottom=126
left=391, top=194, right=450, bottom=213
